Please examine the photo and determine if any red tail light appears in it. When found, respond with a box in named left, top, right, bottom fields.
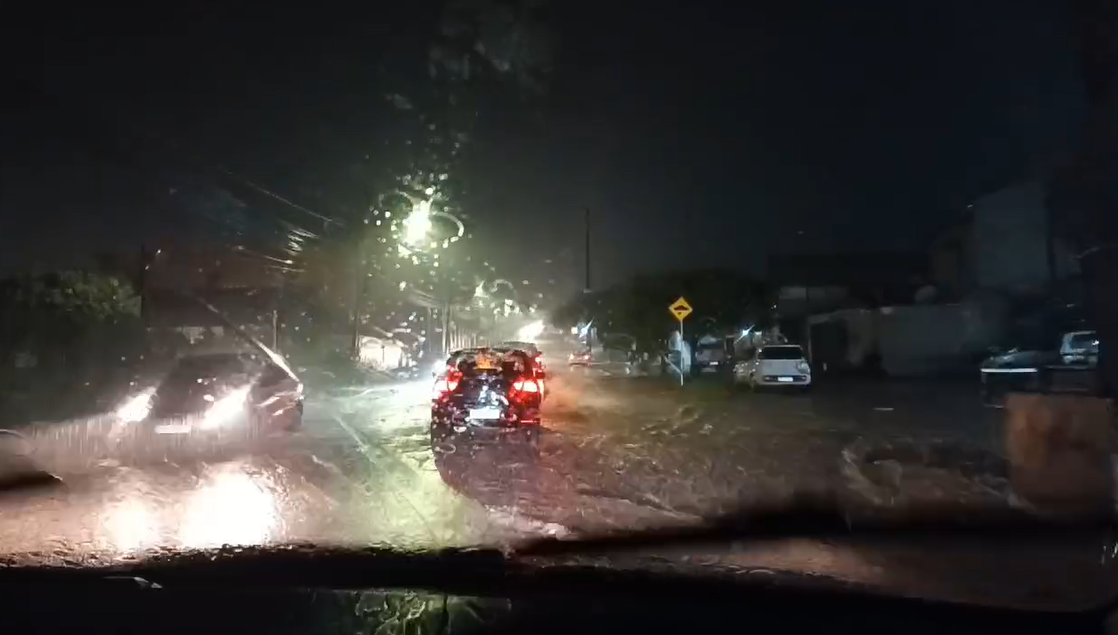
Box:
left=432, top=375, right=460, bottom=398
left=512, top=378, right=540, bottom=393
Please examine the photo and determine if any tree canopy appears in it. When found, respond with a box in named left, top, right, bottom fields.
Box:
left=0, top=271, right=140, bottom=324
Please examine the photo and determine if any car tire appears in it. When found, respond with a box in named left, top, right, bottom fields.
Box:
left=276, top=406, right=302, bottom=432
left=522, top=426, right=540, bottom=448
left=430, top=422, right=453, bottom=443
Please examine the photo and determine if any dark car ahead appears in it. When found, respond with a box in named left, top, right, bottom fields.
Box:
left=111, top=351, right=304, bottom=443
left=431, top=347, right=543, bottom=444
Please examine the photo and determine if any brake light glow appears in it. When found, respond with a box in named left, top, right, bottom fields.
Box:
left=432, top=376, right=460, bottom=398
left=512, top=379, right=540, bottom=393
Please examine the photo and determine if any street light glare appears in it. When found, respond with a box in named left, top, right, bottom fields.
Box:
left=517, top=320, right=545, bottom=341
left=403, top=200, right=433, bottom=246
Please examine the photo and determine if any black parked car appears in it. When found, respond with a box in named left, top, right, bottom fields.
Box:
left=979, top=329, right=1100, bottom=406
left=431, top=348, right=543, bottom=444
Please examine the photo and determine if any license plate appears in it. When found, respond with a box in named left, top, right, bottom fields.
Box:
left=777, top=377, right=794, bottom=383
left=154, top=423, right=192, bottom=434
left=469, top=407, right=502, bottom=421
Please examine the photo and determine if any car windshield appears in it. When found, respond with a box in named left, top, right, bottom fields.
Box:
left=5, top=0, right=1118, bottom=613
left=162, top=355, right=252, bottom=389
left=758, top=346, right=804, bottom=360
left=1067, top=332, right=1099, bottom=353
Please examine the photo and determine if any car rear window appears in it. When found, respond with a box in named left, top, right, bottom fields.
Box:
left=448, top=349, right=527, bottom=375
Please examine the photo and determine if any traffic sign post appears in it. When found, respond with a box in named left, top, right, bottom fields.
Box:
left=668, top=297, right=692, bottom=386
left=668, top=297, right=692, bottom=322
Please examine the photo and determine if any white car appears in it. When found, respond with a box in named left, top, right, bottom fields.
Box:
left=734, top=344, right=812, bottom=390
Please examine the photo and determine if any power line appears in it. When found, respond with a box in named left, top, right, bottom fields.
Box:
left=15, top=73, right=344, bottom=234
left=214, top=165, right=342, bottom=228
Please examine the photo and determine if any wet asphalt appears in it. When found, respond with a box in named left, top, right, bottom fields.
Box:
left=0, top=370, right=1008, bottom=565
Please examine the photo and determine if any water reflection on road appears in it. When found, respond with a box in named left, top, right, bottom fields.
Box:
left=0, top=372, right=1013, bottom=565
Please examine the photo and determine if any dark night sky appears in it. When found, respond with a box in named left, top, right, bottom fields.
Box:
left=0, top=0, right=1084, bottom=294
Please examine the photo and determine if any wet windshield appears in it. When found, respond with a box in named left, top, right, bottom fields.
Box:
left=3, top=0, right=1118, bottom=612
left=153, top=354, right=256, bottom=414
left=162, top=355, right=252, bottom=389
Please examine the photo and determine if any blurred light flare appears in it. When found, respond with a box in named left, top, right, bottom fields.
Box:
left=103, top=498, right=159, bottom=552
left=116, top=389, right=155, bottom=423
left=201, top=386, right=251, bottom=430
left=179, top=463, right=280, bottom=548
left=517, top=320, right=545, bottom=341
left=403, top=200, right=434, bottom=246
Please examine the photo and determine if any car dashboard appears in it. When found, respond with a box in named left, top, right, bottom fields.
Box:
left=0, top=569, right=1106, bottom=635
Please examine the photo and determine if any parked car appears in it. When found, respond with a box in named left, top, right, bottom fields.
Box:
left=980, top=329, right=1101, bottom=406
left=734, top=344, right=812, bottom=390
left=693, top=335, right=732, bottom=374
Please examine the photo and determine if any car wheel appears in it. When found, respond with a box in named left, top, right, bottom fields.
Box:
left=522, top=426, right=540, bottom=449
left=430, top=422, right=452, bottom=443
left=284, top=413, right=302, bottom=431
left=274, top=407, right=302, bottom=432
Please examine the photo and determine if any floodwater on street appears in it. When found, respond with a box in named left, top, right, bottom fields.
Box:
left=1, top=370, right=1115, bottom=609
left=0, top=370, right=1010, bottom=561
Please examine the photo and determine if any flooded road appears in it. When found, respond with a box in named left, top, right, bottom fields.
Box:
left=0, top=371, right=1012, bottom=564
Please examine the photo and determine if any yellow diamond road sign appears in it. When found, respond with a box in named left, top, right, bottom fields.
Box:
left=669, top=297, right=692, bottom=322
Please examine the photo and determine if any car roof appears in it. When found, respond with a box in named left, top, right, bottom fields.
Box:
left=495, top=340, right=539, bottom=351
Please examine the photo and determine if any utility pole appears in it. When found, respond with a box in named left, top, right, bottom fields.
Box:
left=352, top=249, right=363, bottom=361
left=138, top=243, right=149, bottom=322
left=443, top=303, right=452, bottom=353
left=441, top=275, right=451, bottom=355
left=584, top=207, right=591, bottom=293
left=1068, top=0, right=1118, bottom=398
left=427, top=306, right=435, bottom=358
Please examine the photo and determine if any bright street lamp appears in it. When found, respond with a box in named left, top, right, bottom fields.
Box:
left=402, top=200, right=433, bottom=246
left=398, top=198, right=465, bottom=255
